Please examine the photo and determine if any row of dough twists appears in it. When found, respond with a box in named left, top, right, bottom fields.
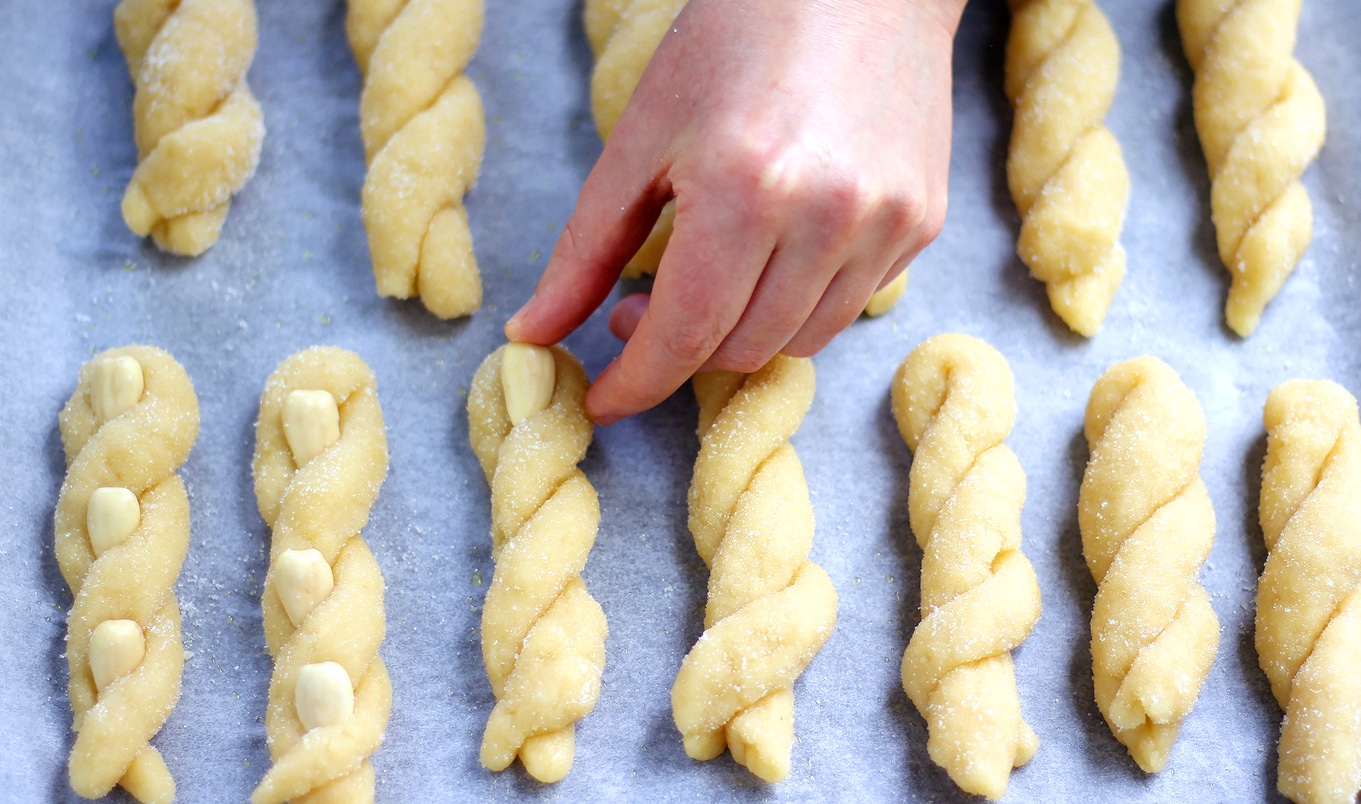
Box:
left=111, top=0, right=488, bottom=322
left=50, top=342, right=1359, bottom=803
left=106, top=0, right=1326, bottom=337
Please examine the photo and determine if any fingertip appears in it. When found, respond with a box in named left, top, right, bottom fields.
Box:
left=607, top=294, right=650, bottom=341
left=503, top=303, right=530, bottom=342
left=585, top=360, right=623, bottom=423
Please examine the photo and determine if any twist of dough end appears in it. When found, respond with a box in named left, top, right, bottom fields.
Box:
left=114, top=0, right=265, bottom=256
left=250, top=347, right=391, bottom=804
left=468, top=344, right=607, bottom=783
left=1259, top=379, right=1361, bottom=804
left=56, top=346, right=199, bottom=803
left=1177, top=0, right=1326, bottom=336
left=893, top=333, right=1040, bottom=800
left=349, top=0, right=487, bottom=319
left=1005, top=0, right=1130, bottom=337
left=1080, top=357, right=1219, bottom=773
left=673, top=355, right=836, bottom=783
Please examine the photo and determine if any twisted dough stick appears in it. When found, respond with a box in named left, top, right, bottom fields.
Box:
left=1178, top=0, right=1326, bottom=336
left=1079, top=357, right=1219, bottom=773
left=114, top=0, right=265, bottom=256
left=673, top=355, right=837, bottom=783
left=1258, top=380, right=1361, bottom=804
left=467, top=343, right=607, bottom=783
left=891, top=334, right=1041, bottom=800
left=347, top=0, right=486, bottom=319
left=584, top=0, right=908, bottom=314
left=1005, top=0, right=1129, bottom=337
left=55, top=346, right=199, bottom=803
left=251, top=347, right=392, bottom=804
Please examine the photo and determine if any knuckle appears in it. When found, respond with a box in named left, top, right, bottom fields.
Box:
left=919, top=195, right=947, bottom=245
left=883, top=190, right=930, bottom=247
left=657, top=320, right=726, bottom=365
left=781, top=333, right=827, bottom=359
left=709, top=342, right=772, bottom=374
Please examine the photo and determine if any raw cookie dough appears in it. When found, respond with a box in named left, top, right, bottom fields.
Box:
left=1079, top=356, right=1219, bottom=773
left=467, top=343, right=607, bottom=784
left=891, top=334, right=1041, bottom=800
left=55, top=345, right=200, bottom=803
left=250, top=347, right=392, bottom=804
left=1005, top=0, right=1129, bottom=337
left=347, top=0, right=486, bottom=319
left=1258, top=380, right=1361, bottom=804
left=672, top=355, right=837, bottom=783
left=1177, top=0, right=1326, bottom=336
left=583, top=0, right=909, bottom=315
left=114, top=0, right=265, bottom=256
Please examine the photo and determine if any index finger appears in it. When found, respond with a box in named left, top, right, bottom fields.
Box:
left=586, top=202, right=775, bottom=423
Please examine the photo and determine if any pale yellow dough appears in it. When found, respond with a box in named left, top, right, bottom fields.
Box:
left=672, top=355, right=837, bottom=783
left=1079, top=357, right=1219, bottom=773
left=467, top=344, right=607, bottom=783
left=347, top=0, right=486, bottom=319
left=891, top=334, right=1040, bottom=800
left=583, top=0, right=907, bottom=315
left=56, top=346, right=200, bottom=803
left=250, top=347, right=392, bottom=804
left=1005, top=0, right=1129, bottom=337
left=1258, top=380, right=1361, bottom=804
left=1177, top=0, right=1326, bottom=336
left=114, top=0, right=265, bottom=256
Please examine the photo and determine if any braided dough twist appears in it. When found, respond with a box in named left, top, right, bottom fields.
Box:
left=673, top=356, right=837, bottom=783
left=891, top=334, right=1041, bottom=800
left=1258, top=380, right=1361, bottom=804
left=583, top=0, right=908, bottom=314
left=56, top=346, right=199, bottom=803
left=1005, top=0, right=1129, bottom=337
left=251, top=347, right=392, bottom=804
left=1177, top=0, right=1326, bottom=336
left=467, top=344, right=607, bottom=783
left=347, top=0, right=486, bottom=319
left=1079, top=357, right=1220, bottom=773
left=114, top=0, right=265, bottom=256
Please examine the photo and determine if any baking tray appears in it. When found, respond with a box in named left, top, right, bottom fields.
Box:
left=2, top=0, right=1359, bottom=800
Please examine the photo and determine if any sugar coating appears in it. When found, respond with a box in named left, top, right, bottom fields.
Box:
left=1258, top=379, right=1361, bottom=804
left=348, top=0, right=486, bottom=320
left=1079, top=356, right=1220, bottom=773
left=1005, top=0, right=1129, bottom=337
left=56, top=345, right=200, bottom=803
left=1177, top=0, right=1326, bottom=336
left=892, top=334, right=1041, bottom=800
left=250, top=347, right=392, bottom=804
left=467, top=344, right=607, bottom=784
left=672, top=356, right=837, bottom=784
left=114, top=0, right=265, bottom=257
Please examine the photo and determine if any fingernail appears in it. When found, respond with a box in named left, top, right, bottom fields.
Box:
left=593, top=413, right=621, bottom=427
left=504, top=303, right=531, bottom=339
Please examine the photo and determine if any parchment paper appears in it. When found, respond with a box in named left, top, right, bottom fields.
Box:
left=2, top=0, right=1359, bottom=801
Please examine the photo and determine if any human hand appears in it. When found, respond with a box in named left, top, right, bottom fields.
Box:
left=507, top=0, right=965, bottom=424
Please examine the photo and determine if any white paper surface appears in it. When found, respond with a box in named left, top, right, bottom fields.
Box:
left=2, top=0, right=1359, bottom=801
